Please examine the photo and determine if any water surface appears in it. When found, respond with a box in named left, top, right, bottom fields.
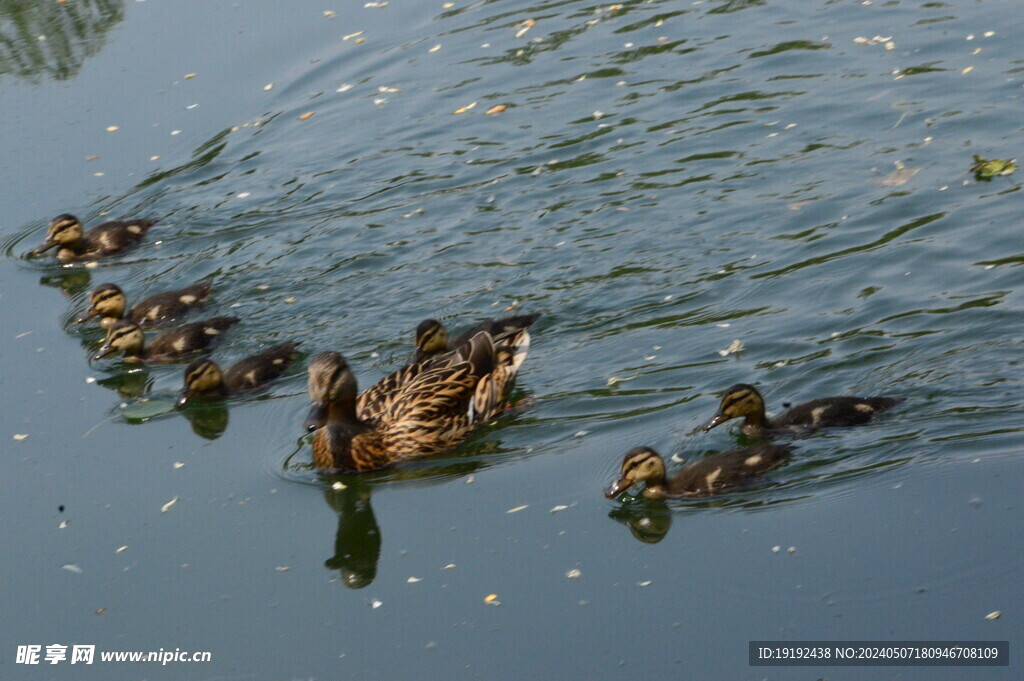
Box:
left=1, top=0, right=1021, bottom=679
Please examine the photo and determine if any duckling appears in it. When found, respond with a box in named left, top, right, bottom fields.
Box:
left=606, top=444, right=792, bottom=499
left=77, top=280, right=213, bottom=329
left=33, top=214, right=153, bottom=262
left=701, top=383, right=900, bottom=438
left=307, top=329, right=529, bottom=472
left=411, top=313, right=540, bottom=363
left=177, top=342, right=299, bottom=407
left=92, top=317, right=239, bottom=363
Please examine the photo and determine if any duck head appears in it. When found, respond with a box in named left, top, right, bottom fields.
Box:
left=78, top=283, right=127, bottom=326
left=701, top=383, right=767, bottom=431
left=178, top=358, right=226, bottom=407
left=606, top=446, right=667, bottom=498
left=93, top=320, right=145, bottom=361
left=305, top=351, right=359, bottom=432
left=35, top=214, right=84, bottom=256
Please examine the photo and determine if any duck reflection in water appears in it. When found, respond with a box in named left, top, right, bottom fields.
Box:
left=96, top=367, right=153, bottom=400
left=322, top=478, right=381, bottom=589
left=40, top=269, right=93, bottom=298
left=608, top=501, right=673, bottom=544
left=103, top=369, right=228, bottom=439
left=181, top=401, right=229, bottom=440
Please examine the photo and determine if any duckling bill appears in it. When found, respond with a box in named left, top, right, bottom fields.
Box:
left=78, top=280, right=213, bottom=329
left=702, top=383, right=900, bottom=438
left=606, top=444, right=792, bottom=500
left=92, top=317, right=239, bottom=363
left=34, top=214, right=153, bottom=262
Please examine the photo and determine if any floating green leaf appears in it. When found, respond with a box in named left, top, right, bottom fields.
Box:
left=971, top=155, right=1016, bottom=181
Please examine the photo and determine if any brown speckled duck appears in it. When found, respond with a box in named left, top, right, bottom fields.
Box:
left=606, top=444, right=792, bottom=499
left=34, top=214, right=153, bottom=262
left=303, top=346, right=448, bottom=432
left=306, top=329, right=529, bottom=472
left=77, top=280, right=213, bottom=329
left=177, top=342, right=298, bottom=407
left=92, top=317, right=239, bottom=363
left=411, top=313, right=540, bottom=363
left=702, top=383, right=901, bottom=438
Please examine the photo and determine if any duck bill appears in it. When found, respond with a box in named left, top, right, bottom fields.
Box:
left=701, top=411, right=728, bottom=432
left=33, top=240, right=57, bottom=255
left=91, top=344, right=116, bottom=362
left=76, top=307, right=100, bottom=324
left=605, top=476, right=633, bottom=499
left=304, top=402, right=327, bottom=433
left=176, top=391, right=192, bottom=409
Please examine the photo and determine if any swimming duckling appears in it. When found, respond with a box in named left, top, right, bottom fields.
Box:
left=77, top=280, right=213, bottom=329
left=411, top=313, right=540, bottom=363
left=177, top=342, right=298, bottom=407
left=34, top=214, right=153, bottom=262
left=606, top=444, right=792, bottom=500
left=307, top=329, right=529, bottom=472
left=92, top=317, right=239, bottom=363
left=702, top=383, right=900, bottom=438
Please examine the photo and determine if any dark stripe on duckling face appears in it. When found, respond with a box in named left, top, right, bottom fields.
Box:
left=46, top=214, right=83, bottom=244
left=178, top=358, right=225, bottom=407
left=94, top=321, right=144, bottom=359
left=35, top=214, right=82, bottom=253
left=415, top=319, right=449, bottom=354
left=701, top=383, right=766, bottom=431
left=606, top=446, right=666, bottom=498
left=83, top=284, right=127, bottom=320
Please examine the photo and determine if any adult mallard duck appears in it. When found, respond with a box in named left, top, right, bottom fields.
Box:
left=92, top=317, right=239, bottom=363
left=303, top=346, right=453, bottom=432
left=701, top=383, right=900, bottom=438
left=177, top=342, right=299, bottom=407
left=77, top=280, right=213, bottom=329
left=306, top=329, right=529, bottom=472
left=33, top=214, right=153, bottom=263
left=606, top=444, right=792, bottom=499
left=411, top=313, right=539, bottom=363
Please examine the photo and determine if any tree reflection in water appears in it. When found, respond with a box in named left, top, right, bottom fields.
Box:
left=0, top=0, right=124, bottom=82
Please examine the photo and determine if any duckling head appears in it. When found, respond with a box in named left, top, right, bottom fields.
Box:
left=305, top=351, right=359, bottom=432
left=606, top=446, right=667, bottom=498
left=93, top=320, right=144, bottom=361
left=415, top=319, right=449, bottom=355
left=177, top=358, right=225, bottom=408
left=78, top=283, right=127, bottom=326
left=701, top=383, right=766, bottom=431
left=35, top=214, right=83, bottom=254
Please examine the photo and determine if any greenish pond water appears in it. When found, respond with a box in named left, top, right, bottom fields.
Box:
left=1, top=0, right=1021, bottom=679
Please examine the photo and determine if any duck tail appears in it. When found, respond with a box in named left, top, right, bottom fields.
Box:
left=506, top=329, right=530, bottom=374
